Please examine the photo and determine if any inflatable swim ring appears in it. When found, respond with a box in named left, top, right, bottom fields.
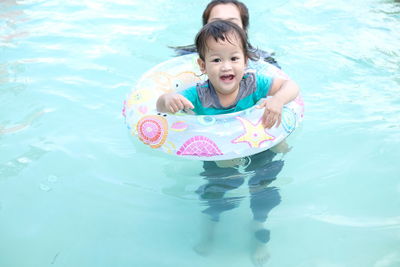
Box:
left=123, top=54, right=304, bottom=161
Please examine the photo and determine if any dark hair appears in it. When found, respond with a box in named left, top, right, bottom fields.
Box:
left=195, top=20, right=253, bottom=61
left=202, top=0, right=249, bottom=32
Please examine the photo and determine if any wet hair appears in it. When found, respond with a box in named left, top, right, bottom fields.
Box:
left=195, top=20, right=254, bottom=61
left=202, top=0, right=249, bottom=32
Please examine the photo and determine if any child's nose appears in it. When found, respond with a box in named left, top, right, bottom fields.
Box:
left=221, top=62, right=232, bottom=71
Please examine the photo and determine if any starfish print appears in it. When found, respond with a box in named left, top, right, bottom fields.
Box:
left=231, top=117, right=275, bottom=148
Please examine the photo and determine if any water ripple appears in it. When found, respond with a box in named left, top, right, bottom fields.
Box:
left=310, top=214, right=400, bottom=229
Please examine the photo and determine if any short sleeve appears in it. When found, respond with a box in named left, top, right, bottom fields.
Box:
left=179, top=85, right=201, bottom=112
left=179, top=85, right=197, bottom=103
left=255, top=74, right=273, bottom=99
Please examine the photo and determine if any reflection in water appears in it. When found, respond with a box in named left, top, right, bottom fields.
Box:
left=0, top=110, right=45, bottom=135
left=194, top=150, right=283, bottom=265
left=0, top=0, right=28, bottom=44
left=0, top=0, right=29, bottom=94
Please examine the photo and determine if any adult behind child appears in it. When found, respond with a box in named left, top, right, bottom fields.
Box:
left=171, top=0, right=280, bottom=68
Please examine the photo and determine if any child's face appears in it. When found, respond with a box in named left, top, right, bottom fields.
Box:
left=208, top=3, right=243, bottom=29
left=198, top=32, right=247, bottom=98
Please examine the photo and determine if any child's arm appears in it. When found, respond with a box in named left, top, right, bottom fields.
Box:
left=258, top=78, right=300, bottom=128
left=156, top=93, right=194, bottom=113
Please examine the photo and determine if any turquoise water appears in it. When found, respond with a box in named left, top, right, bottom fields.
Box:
left=1, top=0, right=399, bottom=266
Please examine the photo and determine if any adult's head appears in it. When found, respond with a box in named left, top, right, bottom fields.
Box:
left=202, top=0, right=249, bottom=32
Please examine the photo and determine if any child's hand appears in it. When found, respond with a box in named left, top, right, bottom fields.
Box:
left=257, top=97, right=284, bottom=128
left=162, top=93, right=194, bottom=113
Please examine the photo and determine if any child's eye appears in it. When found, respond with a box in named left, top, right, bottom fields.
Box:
left=231, top=57, right=240, bottom=61
left=211, top=58, right=221, bottom=63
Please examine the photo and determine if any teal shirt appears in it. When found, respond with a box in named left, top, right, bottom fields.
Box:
left=180, top=73, right=273, bottom=115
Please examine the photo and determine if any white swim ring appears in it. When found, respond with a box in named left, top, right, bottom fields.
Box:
left=123, top=54, right=304, bottom=161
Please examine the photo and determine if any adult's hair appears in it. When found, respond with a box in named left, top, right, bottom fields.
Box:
left=202, top=0, right=250, bottom=32
left=195, top=20, right=253, bottom=61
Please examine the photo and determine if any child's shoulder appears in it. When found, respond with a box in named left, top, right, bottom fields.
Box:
left=180, top=80, right=209, bottom=100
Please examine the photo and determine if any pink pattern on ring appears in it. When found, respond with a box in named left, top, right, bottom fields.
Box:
left=177, top=136, right=223, bottom=157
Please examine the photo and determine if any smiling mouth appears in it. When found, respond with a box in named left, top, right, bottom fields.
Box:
left=220, top=74, right=234, bottom=81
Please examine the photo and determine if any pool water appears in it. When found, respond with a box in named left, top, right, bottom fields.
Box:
left=1, top=0, right=400, bottom=266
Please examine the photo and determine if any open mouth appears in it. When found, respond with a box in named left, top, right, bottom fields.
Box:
left=220, top=74, right=235, bottom=81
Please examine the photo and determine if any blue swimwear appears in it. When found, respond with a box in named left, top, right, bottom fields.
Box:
left=180, top=72, right=273, bottom=115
